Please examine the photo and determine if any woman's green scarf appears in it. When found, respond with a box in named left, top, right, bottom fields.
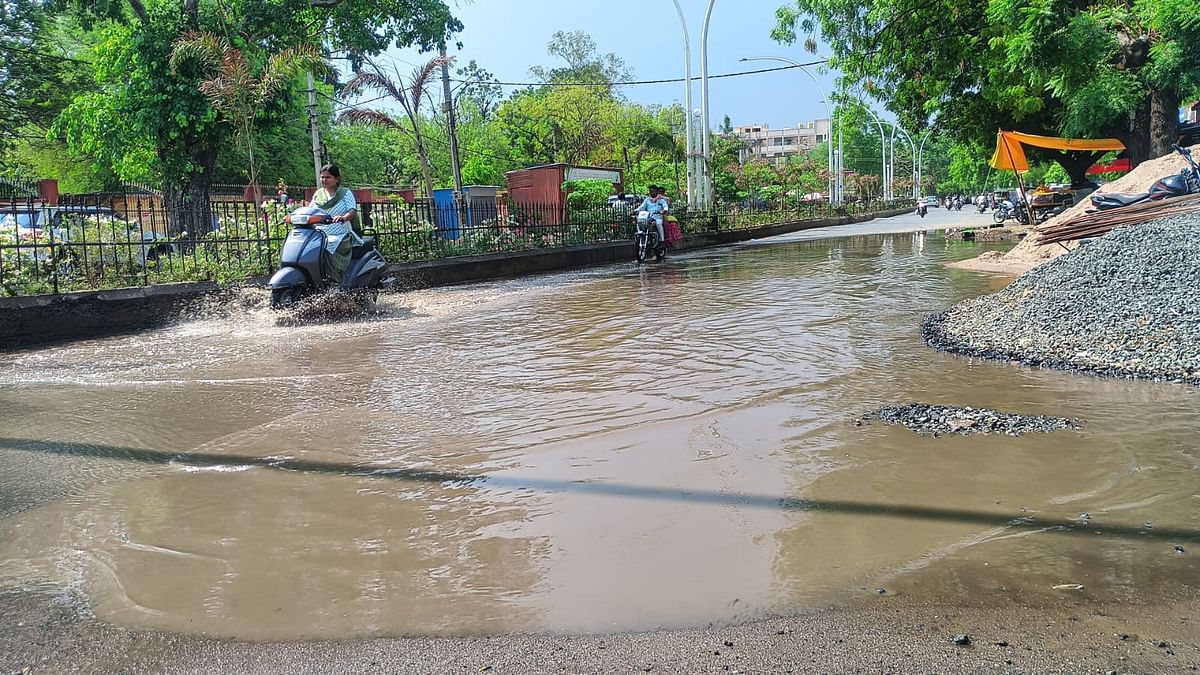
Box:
left=314, top=186, right=348, bottom=211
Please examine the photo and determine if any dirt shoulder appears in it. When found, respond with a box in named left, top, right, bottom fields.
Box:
left=4, top=587, right=1197, bottom=674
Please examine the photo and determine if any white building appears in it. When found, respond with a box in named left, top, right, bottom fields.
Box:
left=734, top=120, right=833, bottom=165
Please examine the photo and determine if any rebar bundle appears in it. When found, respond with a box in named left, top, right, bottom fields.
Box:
left=1037, top=193, right=1200, bottom=246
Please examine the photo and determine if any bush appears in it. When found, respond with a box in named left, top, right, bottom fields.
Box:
left=563, top=179, right=613, bottom=211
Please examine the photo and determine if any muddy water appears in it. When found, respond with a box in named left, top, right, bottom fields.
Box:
left=1, top=229, right=1198, bottom=640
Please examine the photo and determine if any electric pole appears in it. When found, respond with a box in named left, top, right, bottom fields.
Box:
left=440, top=44, right=463, bottom=193
left=306, top=72, right=323, bottom=186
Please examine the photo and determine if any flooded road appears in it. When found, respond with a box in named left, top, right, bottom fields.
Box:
left=1, top=224, right=1197, bottom=640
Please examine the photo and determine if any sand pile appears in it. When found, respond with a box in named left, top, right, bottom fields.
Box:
left=951, top=145, right=1198, bottom=275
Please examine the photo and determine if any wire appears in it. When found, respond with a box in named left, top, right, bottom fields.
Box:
left=452, top=60, right=829, bottom=88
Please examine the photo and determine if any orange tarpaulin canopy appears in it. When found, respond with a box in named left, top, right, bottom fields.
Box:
left=989, top=131, right=1126, bottom=172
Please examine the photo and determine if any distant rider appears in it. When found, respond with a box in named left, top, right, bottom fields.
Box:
left=636, top=185, right=670, bottom=243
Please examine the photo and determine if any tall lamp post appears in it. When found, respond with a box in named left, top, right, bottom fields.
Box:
left=739, top=56, right=835, bottom=205
left=886, top=124, right=918, bottom=199
left=700, top=0, right=718, bottom=209
left=670, top=0, right=697, bottom=210
left=850, top=102, right=889, bottom=201
left=917, top=128, right=934, bottom=197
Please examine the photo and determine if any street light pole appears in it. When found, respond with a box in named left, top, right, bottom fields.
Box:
left=739, top=56, right=835, bottom=205
left=836, top=106, right=843, bottom=204
left=853, top=103, right=888, bottom=203
left=700, top=0, right=717, bottom=209
left=887, top=124, right=918, bottom=199
left=917, top=128, right=934, bottom=198
left=670, top=0, right=697, bottom=210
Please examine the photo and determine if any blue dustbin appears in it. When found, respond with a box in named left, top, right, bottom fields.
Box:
left=432, top=188, right=460, bottom=240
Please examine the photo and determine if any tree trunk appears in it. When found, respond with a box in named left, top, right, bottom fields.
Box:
left=244, top=127, right=262, bottom=207
left=1123, top=94, right=1154, bottom=169
left=161, top=144, right=217, bottom=237
left=1150, top=87, right=1182, bottom=157
left=1050, top=150, right=1105, bottom=188
left=415, top=135, right=433, bottom=200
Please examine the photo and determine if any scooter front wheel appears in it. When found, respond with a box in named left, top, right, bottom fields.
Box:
left=355, top=286, right=380, bottom=311
left=271, top=286, right=304, bottom=309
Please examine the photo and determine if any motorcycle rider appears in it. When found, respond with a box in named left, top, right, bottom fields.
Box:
left=636, top=185, right=670, bottom=244
left=915, top=198, right=927, bottom=217
left=309, top=164, right=361, bottom=284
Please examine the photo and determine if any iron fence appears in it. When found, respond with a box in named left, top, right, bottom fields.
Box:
left=0, top=192, right=910, bottom=297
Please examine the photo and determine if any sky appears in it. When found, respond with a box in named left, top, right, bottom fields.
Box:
left=379, top=0, right=841, bottom=131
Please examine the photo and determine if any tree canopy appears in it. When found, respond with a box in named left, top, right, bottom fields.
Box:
left=48, top=0, right=460, bottom=211
left=774, top=0, right=1200, bottom=181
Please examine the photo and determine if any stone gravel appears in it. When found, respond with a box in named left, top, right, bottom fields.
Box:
left=858, top=403, right=1078, bottom=436
left=925, top=214, right=1200, bottom=384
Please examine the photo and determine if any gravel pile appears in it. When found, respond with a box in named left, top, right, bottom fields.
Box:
left=926, top=214, right=1200, bottom=384
left=857, top=403, right=1078, bottom=437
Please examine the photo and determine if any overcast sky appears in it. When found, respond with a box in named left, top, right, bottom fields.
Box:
left=378, top=0, right=842, bottom=131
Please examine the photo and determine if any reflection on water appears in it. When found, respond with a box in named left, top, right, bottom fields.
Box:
left=0, top=230, right=1197, bottom=639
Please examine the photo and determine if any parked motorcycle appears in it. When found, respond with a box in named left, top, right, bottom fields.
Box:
left=993, top=199, right=1030, bottom=226
left=1090, top=144, right=1200, bottom=211
left=633, top=210, right=667, bottom=263
left=266, top=205, right=389, bottom=309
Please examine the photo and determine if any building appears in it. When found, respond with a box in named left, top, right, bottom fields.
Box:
left=734, top=120, right=832, bottom=165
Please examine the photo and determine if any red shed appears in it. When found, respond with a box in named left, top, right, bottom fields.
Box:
left=505, top=164, right=623, bottom=224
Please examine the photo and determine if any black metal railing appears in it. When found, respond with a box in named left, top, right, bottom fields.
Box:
left=1, top=193, right=910, bottom=297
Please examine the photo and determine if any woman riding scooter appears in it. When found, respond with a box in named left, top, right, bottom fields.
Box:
left=310, top=164, right=361, bottom=283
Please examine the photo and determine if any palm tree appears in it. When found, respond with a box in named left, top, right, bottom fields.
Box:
left=338, top=56, right=451, bottom=199
left=170, top=32, right=330, bottom=206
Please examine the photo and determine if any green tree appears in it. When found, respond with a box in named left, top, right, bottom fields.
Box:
left=339, top=56, right=450, bottom=199
left=528, top=30, right=631, bottom=87
left=0, top=0, right=93, bottom=156
left=494, top=85, right=621, bottom=167
left=169, top=32, right=328, bottom=205
left=455, top=59, right=503, bottom=121
left=774, top=0, right=1200, bottom=182
left=55, top=0, right=460, bottom=217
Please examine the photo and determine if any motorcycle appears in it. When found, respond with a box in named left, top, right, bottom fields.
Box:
left=266, top=205, right=389, bottom=309
left=633, top=210, right=667, bottom=263
left=1090, top=144, right=1200, bottom=211
left=916, top=202, right=927, bottom=218
left=993, top=199, right=1030, bottom=226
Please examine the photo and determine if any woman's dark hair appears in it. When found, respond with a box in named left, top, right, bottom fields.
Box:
left=319, top=164, right=341, bottom=180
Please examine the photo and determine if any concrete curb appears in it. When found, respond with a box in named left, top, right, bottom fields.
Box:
left=0, top=209, right=908, bottom=350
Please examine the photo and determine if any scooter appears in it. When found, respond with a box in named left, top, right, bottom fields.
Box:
left=633, top=210, right=667, bottom=263
left=1090, top=145, right=1200, bottom=211
left=266, top=205, right=389, bottom=309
